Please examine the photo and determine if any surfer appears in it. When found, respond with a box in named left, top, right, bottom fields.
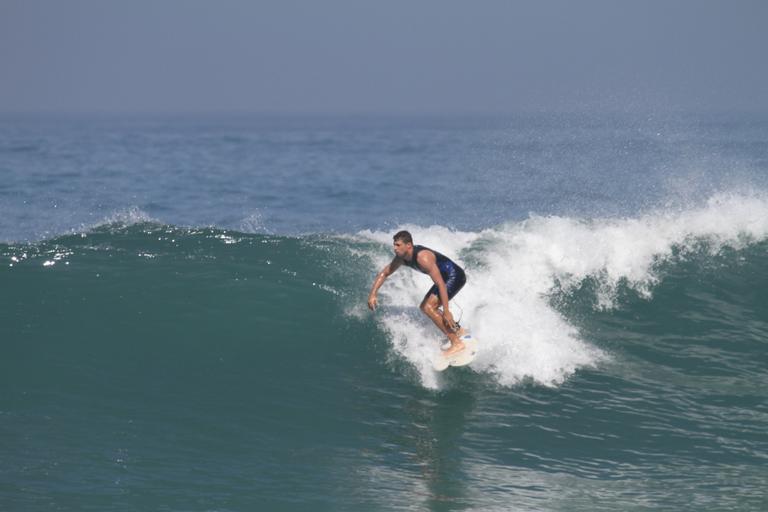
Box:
left=367, top=230, right=467, bottom=355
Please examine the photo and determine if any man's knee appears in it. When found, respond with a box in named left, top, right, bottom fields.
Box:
left=420, top=295, right=438, bottom=314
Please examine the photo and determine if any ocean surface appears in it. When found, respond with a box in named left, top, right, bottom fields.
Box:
left=1, top=113, right=767, bottom=511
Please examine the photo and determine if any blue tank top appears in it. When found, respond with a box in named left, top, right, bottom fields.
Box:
left=404, top=245, right=463, bottom=278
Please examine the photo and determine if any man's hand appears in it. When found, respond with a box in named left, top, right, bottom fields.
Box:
left=367, top=293, right=378, bottom=311
left=442, top=309, right=457, bottom=331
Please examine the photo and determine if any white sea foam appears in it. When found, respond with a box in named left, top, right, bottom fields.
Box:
left=356, top=192, right=768, bottom=389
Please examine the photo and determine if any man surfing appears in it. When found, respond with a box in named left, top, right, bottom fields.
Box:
left=368, top=230, right=467, bottom=355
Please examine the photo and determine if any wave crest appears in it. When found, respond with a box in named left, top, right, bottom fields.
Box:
left=356, top=192, right=768, bottom=389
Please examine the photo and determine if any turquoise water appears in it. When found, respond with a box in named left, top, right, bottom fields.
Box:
left=2, top=114, right=768, bottom=510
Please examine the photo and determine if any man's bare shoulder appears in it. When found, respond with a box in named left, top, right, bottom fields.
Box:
left=416, top=248, right=436, bottom=267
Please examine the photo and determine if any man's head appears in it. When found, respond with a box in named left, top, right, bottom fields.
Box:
left=393, top=230, right=413, bottom=258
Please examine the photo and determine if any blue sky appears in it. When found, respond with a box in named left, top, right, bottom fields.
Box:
left=1, top=0, right=766, bottom=114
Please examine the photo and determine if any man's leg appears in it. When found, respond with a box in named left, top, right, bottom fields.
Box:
left=420, top=293, right=465, bottom=355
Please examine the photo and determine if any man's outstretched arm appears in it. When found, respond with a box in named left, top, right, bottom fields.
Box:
left=368, top=257, right=402, bottom=310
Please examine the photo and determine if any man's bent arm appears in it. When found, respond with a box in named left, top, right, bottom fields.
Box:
left=416, top=252, right=453, bottom=319
left=427, top=265, right=452, bottom=316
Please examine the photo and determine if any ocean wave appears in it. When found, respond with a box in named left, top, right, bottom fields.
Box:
left=4, top=191, right=768, bottom=392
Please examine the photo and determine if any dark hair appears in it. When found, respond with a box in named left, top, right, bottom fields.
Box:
left=393, top=230, right=413, bottom=244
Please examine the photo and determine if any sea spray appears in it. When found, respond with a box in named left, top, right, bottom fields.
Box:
left=357, top=191, right=768, bottom=388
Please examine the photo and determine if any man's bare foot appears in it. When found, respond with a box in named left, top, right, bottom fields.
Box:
left=442, top=339, right=466, bottom=356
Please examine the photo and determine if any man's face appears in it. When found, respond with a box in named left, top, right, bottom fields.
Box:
left=393, top=240, right=411, bottom=259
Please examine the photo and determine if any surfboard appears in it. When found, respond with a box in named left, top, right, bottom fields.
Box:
left=432, top=332, right=480, bottom=371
